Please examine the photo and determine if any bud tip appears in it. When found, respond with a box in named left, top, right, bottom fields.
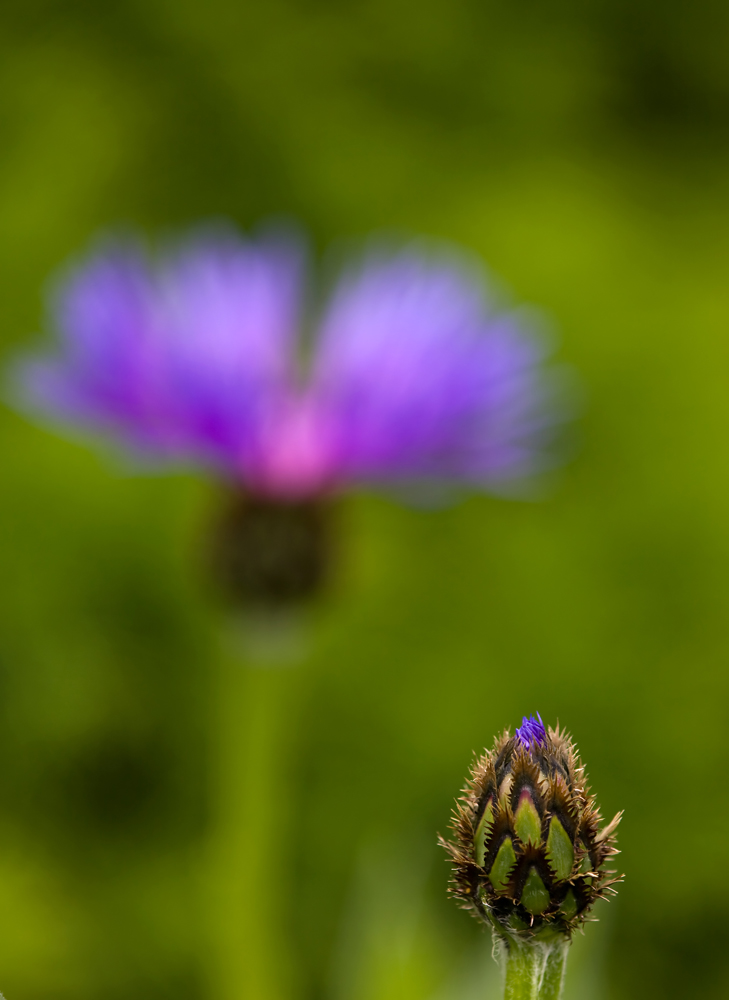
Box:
left=515, top=712, right=546, bottom=749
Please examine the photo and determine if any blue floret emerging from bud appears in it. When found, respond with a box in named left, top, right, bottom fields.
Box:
left=515, top=713, right=546, bottom=748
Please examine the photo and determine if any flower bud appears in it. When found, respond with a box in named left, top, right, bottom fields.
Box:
left=441, top=714, right=621, bottom=938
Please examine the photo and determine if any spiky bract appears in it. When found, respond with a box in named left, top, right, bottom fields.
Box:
left=441, top=720, right=621, bottom=941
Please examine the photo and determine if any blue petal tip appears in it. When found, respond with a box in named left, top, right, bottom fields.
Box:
left=515, top=712, right=547, bottom=748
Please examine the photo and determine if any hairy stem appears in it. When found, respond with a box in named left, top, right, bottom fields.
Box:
left=498, top=934, right=570, bottom=1000
left=539, top=938, right=569, bottom=1000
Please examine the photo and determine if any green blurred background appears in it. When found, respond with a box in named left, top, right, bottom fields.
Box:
left=1, top=1, right=729, bottom=997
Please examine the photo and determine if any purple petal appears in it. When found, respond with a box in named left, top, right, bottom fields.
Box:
left=152, top=230, right=305, bottom=470
left=515, top=713, right=547, bottom=749
left=15, top=230, right=305, bottom=475
left=310, top=247, right=559, bottom=488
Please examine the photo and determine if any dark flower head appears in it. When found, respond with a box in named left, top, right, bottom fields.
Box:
left=515, top=713, right=547, bottom=749
left=13, top=227, right=567, bottom=501
left=440, top=716, right=622, bottom=942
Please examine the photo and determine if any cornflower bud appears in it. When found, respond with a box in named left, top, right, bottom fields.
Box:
left=441, top=714, right=622, bottom=999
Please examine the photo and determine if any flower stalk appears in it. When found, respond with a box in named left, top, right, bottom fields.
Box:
left=205, top=654, right=301, bottom=1000
left=498, top=933, right=569, bottom=1000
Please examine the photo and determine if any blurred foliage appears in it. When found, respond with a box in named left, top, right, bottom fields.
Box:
left=1, top=1, right=729, bottom=998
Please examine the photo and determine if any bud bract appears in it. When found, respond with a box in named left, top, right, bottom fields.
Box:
left=207, top=492, right=333, bottom=610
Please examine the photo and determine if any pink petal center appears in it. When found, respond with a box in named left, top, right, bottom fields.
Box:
left=245, top=396, right=337, bottom=500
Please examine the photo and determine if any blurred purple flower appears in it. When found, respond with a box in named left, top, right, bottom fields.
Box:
left=14, top=227, right=566, bottom=500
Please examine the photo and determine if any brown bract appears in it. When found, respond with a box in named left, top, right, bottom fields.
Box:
left=207, top=492, right=334, bottom=609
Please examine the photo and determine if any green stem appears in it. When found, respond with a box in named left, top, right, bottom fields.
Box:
left=206, top=641, right=302, bottom=1000
left=539, top=938, right=569, bottom=1000
left=498, top=934, right=570, bottom=1000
